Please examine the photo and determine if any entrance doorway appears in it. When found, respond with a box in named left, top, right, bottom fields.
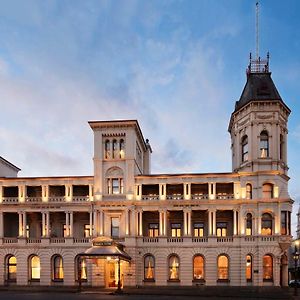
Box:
left=105, top=259, right=123, bottom=288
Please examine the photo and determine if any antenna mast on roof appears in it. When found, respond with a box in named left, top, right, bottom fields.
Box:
left=256, top=2, right=259, bottom=60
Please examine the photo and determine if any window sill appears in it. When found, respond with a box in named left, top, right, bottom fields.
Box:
left=192, top=279, right=205, bottom=283
left=143, top=279, right=155, bottom=282
left=217, top=279, right=230, bottom=283
left=167, top=279, right=180, bottom=282
left=52, top=279, right=64, bottom=282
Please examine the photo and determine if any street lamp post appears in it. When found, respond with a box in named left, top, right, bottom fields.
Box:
left=294, top=241, right=300, bottom=296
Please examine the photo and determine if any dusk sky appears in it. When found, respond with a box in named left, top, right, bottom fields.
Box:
left=0, top=1, right=299, bottom=234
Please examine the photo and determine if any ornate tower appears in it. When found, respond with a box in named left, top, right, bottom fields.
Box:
left=228, top=54, right=291, bottom=174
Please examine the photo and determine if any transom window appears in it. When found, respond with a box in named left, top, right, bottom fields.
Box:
left=148, top=223, right=159, bottom=237
left=260, top=131, right=269, bottom=158
left=168, top=255, right=179, bottom=280
left=171, top=223, right=181, bottom=237
left=194, top=223, right=204, bottom=237
left=144, top=255, right=155, bottom=280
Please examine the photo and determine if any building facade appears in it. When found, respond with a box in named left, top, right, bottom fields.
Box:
left=0, top=55, right=293, bottom=288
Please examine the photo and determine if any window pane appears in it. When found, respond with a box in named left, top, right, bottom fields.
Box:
left=112, top=179, right=119, bottom=194
left=263, top=255, right=273, bottom=280
left=31, top=256, right=40, bottom=280
left=218, top=256, right=228, bottom=280
left=193, top=256, right=204, bottom=280
left=169, top=256, right=179, bottom=280
left=246, top=255, right=252, bottom=281
left=54, top=256, right=64, bottom=280
left=144, top=256, right=155, bottom=280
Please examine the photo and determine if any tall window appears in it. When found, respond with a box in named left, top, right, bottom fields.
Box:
left=280, top=134, right=284, bottom=160
left=261, top=213, right=272, bottom=235
left=246, top=255, right=252, bottom=281
left=246, top=183, right=252, bottom=199
left=84, top=224, right=91, bottom=237
left=218, top=255, right=229, bottom=280
left=144, top=255, right=155, bottom=281
left=262, top=183, right=273, bottom=199
left=217, top=222, right=227, bottom=237
left=246, top=213, right=252, bottom=236
left=111, top=217, right=120, bottom=238
left=281, top=211, right=288, bottom=235
left=263, top=255, right=273, bottom=281
left=75, top=256, right=87, bottom=281
left=52, top=255, right=64, bottom=281
left=6, top=255, right=17, bottom=282
left=29, top=255, right=40, bottom=281
left=148, top=223, right=159, bottom=237
left=107, top=178, right=124, bottom=194
left=112, top=139, right=117, bottom=159
left=168, top=255, right=179, bottom=280
left=260, top=131, right=269, bottom=158
left=105, top=140, right=110, bottom=159
left=242, top=135, right=249, bottom=162
left=193, top=255, right=204, bottom=280
left=119, top=139, right=125, bottom=159
left=194, top=223, right=204, bottom=237
left=171, top=223, right=181, bottom=237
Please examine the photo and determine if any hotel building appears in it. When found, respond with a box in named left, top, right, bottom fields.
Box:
left=0, top=55, right=293, bottom=288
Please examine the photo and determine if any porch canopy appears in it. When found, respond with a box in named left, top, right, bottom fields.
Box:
left=78, top=236, right=131, bottom=261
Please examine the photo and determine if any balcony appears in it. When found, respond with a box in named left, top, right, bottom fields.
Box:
left=25, top=197, right=42, bottom=203
left=2, top=197, right=18, bottom=204
left=216, top=183, right=234, bottom=200
left=166, top=184, right=183, bottom=200
left=142, top=184, right=159, bottom=201
left=191, top=183, right=209, bottom=200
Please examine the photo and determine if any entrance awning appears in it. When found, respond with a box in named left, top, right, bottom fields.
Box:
left=78, top=237, right=131, bottom=261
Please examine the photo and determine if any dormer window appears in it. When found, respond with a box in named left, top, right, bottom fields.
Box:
left=241, top=135, right=248, bottom=162
left=260, top=131, right=269, bottom=158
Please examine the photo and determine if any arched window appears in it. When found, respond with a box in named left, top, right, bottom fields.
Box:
left=6, top=255, right=17, bottom=282
left=119, top=139, right=125, bottom=159
left=246, top=213, right=252, bottom=235
left=193, top=255, right=205, bottom=280
left=105, top=140, right=110, bottom=159
left=168, top=255, right=179, bottom=280
left=242, top=135, right=249, bottom=162
left=29, top=255, right=40, bottom=281
left=112, top=139, right=117, bottom=159
left=263, top=255, right=273, bottom=281
left=262, top=183, right=273, bottom=199
left=52, top=255, right=64, bottom=281
left=144, top=255, right=155, bottom=281
left=106, top=167, right=124, bottom=195
left=246, top=183, right=252, bottom=199
left=217, top=255, right=229, bottom=280
left=261, top=213, right=273, bottom=235
left=246, top=254, right=253, bottom=282
left=75, top=256, right=87, bottom=281
left=260, top=131, right=269, bottom=158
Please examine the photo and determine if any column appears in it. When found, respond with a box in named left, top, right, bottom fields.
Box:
left=212, top=210, right=216, bottom=236
left=139, top=210, right=143, bottom=236
left=18, top=212, right=23, bottom=236
left=65, top=212, right=70, bottom=237
left=99, top=210, right=103, bottom=236
left=233, top=210, right=237, bottom=235
left=0, top=212, right=3, bottom=238
left=89, top=211, right=93, bottom=237
left=42, top=212, right=46, bottom=237
left=125, top=209, right=129, bottom=236
left=159, top=210, right=163, bottom=236
left=93, top=210, right=98, bottom=236
left=22, top=212, right=27, bottom=238
left=69, top=212, right=73, bottom=237
left=163, top=210, right=167, bottom=236
left=208, top=210, right=212, bottom=235
left=188, top=209, right=192, bottom=236
left=183, top=210, right=187, bottom=236
left=46, top=212, right=50, bottom=237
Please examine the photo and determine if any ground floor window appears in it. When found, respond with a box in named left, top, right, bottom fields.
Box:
left=263, top=255, right=273, bottom=281
left=75, top=257, right=87, bottom=281
left=246, top=255, right=252, bottom=281
left=144, top=255, right=155, bottom=280
left=52, top=255, right=64, bottom=281
left=29, top=255, right=40, bottom=281
left=169, top=255, right=179, bottom=280
left=193, top=255, right=204, bottom=280
left=6, top=255, right=17, bottom=282
left=218, top=255, right=229, bottom=280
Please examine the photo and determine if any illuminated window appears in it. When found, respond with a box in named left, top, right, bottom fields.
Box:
left=260, top=131, right=269, bottom=158
left=246, top=255, right=252, bottom=281
left=216, top=222, right=227, bottom=237
left=29, top=255, right=40, bottom=281
left=107, top=178, right=124, bottom=195
left=105, top=140, right=110, bottom=159
left=6, top=255, right=17, bottom=282
left=281, top=211, right=288, bottom=235
left=246, top=213, right=252, bottom=236
left=263, top=255, right=273, bottom=281
left=171, top=223, right=181, bottom=237
left=119, top=139, right=125, bottom=159
left=261, top=213, right=272, bottom=235
left=75, top=256, right=87, bottom=281
left=246, top=183, right=252, bottom=199
left=52, top=255, right=64, bottom=281
left=63, top=224, right=67, bottom=237
left=193, top=255, right=204, bottom=280
left=242, top=135, right=249, bottom=162
left=148, top=223, right=159, bottom=237
left=84, top=224, right=91, bottom=237
left=262, top=183, right=273, bottom=199
left=112, top=139, right=118, bottom=159
left=218, top=255, right=229, bottom=280
left=194, top=223, right=204, bottom=237
left=111, top=217, right=120, bottom=238
left=144, top=255, right=155, bottom=280
left=168, top=255, right=179, bottom=280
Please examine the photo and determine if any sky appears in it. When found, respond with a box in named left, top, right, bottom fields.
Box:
left=0, top=0, right=299, bottom=234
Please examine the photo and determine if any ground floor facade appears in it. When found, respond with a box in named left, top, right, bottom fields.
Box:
left=0, top=236, right=290, bottom=287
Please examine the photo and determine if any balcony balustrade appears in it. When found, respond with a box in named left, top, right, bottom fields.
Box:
left=48, top=196, right=65, bottom=203
left=25, top=197, right=42, bottom=203
left=2, top=197, right=19, bottom=204
left=216, top=193, right=234, bottom=200
left=142, top=195, right=159, bottom=201
left=166, top=194, right=183, bottom=200
left=191, top=194, right=209, bottom=200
